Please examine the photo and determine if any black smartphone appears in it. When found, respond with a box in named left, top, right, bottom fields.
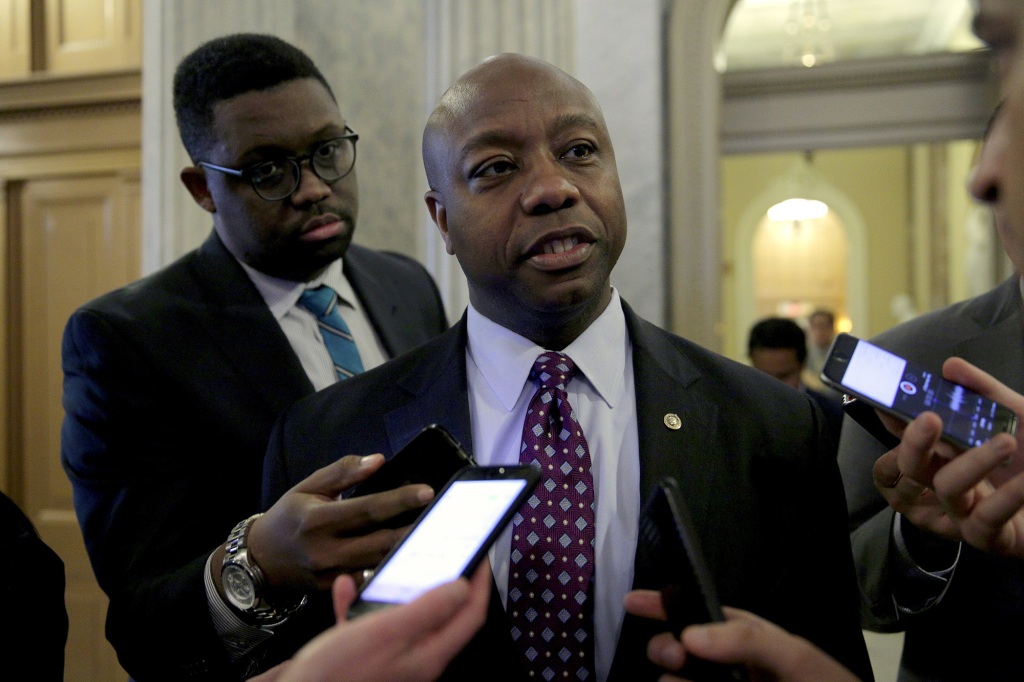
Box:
left=637, top=478, right=748, bottom=682
left=842, top=395, right=900, bottom=450
left=821, top=333, right=1018, bottom=451
left=348, top=464, right=540, bottom=618
left=348, top=424, right=475, bottom=527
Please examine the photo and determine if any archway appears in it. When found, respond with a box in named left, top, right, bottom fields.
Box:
left=731, top=157, right=868, bottom=359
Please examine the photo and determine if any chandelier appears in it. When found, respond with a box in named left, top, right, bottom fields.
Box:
left=784, top=0, right=835, bottom=67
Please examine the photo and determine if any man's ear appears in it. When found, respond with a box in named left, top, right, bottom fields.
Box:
left=180, top=167, right=216, bottom=213
left=425, top=190, right=454, bottom=255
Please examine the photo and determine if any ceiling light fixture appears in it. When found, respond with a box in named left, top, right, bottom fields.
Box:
left=784, top=0, right=834, bottom=68
left=767, top=197, right=830, bottom=222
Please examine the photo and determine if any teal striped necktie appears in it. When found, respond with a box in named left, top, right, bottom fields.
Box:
left=298, top=285, right=365, bottom=380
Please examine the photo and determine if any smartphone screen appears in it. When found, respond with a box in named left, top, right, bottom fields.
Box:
left=349, top=465, right=539, bottom=617
left=822, top=333, right=1018, bottom=450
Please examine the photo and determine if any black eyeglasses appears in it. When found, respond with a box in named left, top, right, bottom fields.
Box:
left=198, top=127, right=359, bottom=201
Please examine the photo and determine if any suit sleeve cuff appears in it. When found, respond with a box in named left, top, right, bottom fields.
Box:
left=890, top=513, right=960, bottom=615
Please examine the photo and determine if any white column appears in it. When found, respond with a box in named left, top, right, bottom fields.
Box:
left=666, top=0, right=731, bottom=350
left=576, top=0, right=667, bottom=326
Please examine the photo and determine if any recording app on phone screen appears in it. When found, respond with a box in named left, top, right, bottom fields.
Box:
left=842, top=340, right=1004, bottom=448
left=359, top=478, right=528, bottom=605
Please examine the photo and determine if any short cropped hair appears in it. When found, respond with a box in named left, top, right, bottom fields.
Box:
left=173, top=33, right=335, bottom=162
left=748, top=317, right=808, bottom=365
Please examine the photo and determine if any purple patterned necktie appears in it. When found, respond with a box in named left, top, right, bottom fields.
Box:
left=509, top=352, right=596, bottom=681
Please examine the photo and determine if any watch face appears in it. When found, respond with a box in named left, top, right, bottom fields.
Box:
left=223, top=563, right=257, bottom=610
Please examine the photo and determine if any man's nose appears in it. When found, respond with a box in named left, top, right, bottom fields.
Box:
left=520, top=159, right=580, bottom=215
left=969, top=109, right=1007, bottom=205
left=290, top=162, right=332, bottom=205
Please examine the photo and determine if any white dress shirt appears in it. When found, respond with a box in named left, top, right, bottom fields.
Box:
left=465, top=288, right=640, bottom=682
left=241, top=258, right=388, bottom=389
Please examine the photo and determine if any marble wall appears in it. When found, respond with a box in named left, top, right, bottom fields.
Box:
left=577, top=0, right=666, bottom=326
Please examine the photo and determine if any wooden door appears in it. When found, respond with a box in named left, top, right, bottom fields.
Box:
left=43, top=0, right=141, bottom=74
left=11, top=172, right=139, bottom=681
left=0, top=0, right=31, bottom=78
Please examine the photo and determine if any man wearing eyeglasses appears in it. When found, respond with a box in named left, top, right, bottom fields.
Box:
left=60, top=34, right=448, bottom=681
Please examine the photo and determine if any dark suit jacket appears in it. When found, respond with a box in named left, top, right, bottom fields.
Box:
left=60, top=230, right=448, bottom=681
left=262, top=302, right=873, bottom=682
left=1, top=492, right=68, bottom=682
left=805, top=385, right=845, bottom=453
left=838, top=275, right=1024, bottom=681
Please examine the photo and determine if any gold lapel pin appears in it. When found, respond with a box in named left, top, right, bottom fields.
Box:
left=663, top=413, right=681, bottom=430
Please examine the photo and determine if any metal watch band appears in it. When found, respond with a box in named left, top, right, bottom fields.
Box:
left=222, top=513, right=306, bottom=626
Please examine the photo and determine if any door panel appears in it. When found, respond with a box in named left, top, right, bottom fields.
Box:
left=44, top=0, right=141, bottom=74
left=16, top=173, right=139, bottom=681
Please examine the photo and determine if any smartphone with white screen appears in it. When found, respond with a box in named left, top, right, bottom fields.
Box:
left=348, top=464, right=540, bottom=618
left=821, top=333, right=1018, bottom=450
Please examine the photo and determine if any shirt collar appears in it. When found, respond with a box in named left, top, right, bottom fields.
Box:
left=466, top=288, right=628, bottom=411
left=238, top=258, right=354, bottom=321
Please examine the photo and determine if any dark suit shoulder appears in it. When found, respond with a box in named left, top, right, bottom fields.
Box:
left=73, top=232, right=253, bottom=319
left=344, top=243, right=448, bottom=353
left=261, top=325, right=465, bottom=506
left=273, top=324, right=460, bottom=434
left=873, top=277, right=1021, bottom=357
left=626, top=308, right=818, bottom=413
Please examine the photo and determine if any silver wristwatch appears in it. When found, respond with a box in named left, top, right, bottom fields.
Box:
left=221, top=513, right=306, bottom=626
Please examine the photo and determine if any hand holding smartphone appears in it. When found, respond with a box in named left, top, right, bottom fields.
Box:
left=821, top=333, right=1018, bottom=451
left=347, top=424, right=476, bottom=528
left=348, top=464, right=540, bottom=618
left=637, top=478, right=748, bottom=682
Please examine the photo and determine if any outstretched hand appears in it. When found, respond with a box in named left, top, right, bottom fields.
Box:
left=873, top=357, right=1024, bottom=558
left=251, top=562, right=491, bottom=682
left=623, top=589, right=859, bottom=682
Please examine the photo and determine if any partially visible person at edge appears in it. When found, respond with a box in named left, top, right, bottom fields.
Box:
left=834, top=0, right=1024, bottom=679
left=630, top=1, right=1024, bottom=680
left=1, top=491, right=68, bottom=682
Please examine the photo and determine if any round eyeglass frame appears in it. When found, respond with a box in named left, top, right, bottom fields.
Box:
left=198, top=127, right=359, bottom=201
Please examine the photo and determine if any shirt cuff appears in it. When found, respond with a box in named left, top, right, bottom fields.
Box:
left=890, top=512, right=960, bottom=615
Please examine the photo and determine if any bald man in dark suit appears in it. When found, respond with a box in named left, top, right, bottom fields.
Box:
left=259, top=53, right=871, bottom=682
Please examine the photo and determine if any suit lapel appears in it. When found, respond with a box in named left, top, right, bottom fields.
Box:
left=190, top=232, right=313, bottom=412
left=625, top=305, right=721, bottom=533
left=381, top=319, right=475, bottom=457
left=375, top=319, right=526, bottom=679
left=609, top=305, right=747, bottom=679
left=344, top=245, right=403, bottom=357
